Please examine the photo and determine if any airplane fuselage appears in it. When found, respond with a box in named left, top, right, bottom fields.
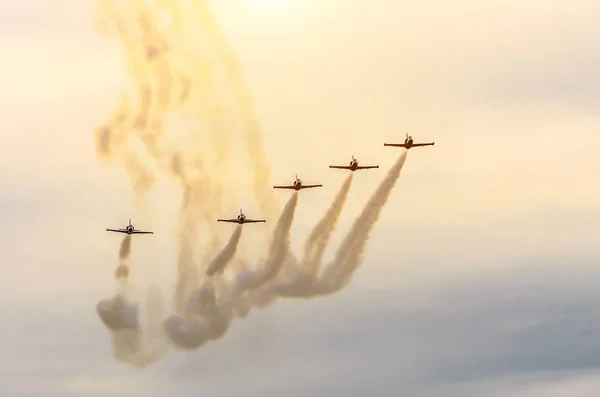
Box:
left=349, top=160, right=358, bottom=170
left=237, top=214, right=246, bottom=223
left=404, top=138, right=413, bottom=148
left=106, top=220, right=153, bottom=235
left=274, top=177, right=321, bottom=190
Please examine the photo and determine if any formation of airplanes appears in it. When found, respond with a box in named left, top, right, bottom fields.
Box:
left=105, top=134, right=434, bottom=234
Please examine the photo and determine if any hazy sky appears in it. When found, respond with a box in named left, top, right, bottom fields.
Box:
left=0, top=0, right=599, bottom=396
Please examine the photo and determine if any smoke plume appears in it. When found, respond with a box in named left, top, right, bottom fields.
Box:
left=299, top=174, right=354, bottom=276
left=98, top=233, right=167, bottom=367
left=118, top=235, right=132, bottom=260
left=206, top=225, right=243, bottom=276
left=94, top=0, right=283, bottom=318
left=163, top=281, right=232, bottom=350
left=316, top=152, right=408, bottom=293
left=234, top=193, right=299, bottom=292
left=93, top=0, right=411, bottom=366
left=270, top=174, right=354, bottom=297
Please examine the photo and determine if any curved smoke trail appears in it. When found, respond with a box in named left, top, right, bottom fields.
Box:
left=206, top=225, right=243, bottom=276
left=97, top=234, right=168, bottom=367
left=213, top=193, right=299, bottom=312
left=163, top=281, right=232, bottom=350
left=109, top=285, right=167, bottom=368
left=93, top=0, right=411, bottom=365
left=94, top=0, right=280, bottom=317
left=315, top=152, right=408, bottom=294
left=164, top=217, right=247, bottom=349
left=270, top=174, right=354, bottom=297
left=234, top=193, right=298, bottom=292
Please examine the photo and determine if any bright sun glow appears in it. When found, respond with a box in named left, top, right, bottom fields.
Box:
left=247, top=0, right=289, bottom=14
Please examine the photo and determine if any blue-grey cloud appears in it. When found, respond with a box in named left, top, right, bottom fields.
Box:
left=461, top=15, right=600, bottom=110
left=4, top=260, right=600, bottom=396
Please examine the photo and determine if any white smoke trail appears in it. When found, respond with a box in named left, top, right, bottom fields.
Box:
left=162, top=219, right=246, bottom=350
left=212, top=192, right=299, bottom=316
left=301, top=174, right=354, bottom=275
left=97, top=234, right=168, bottom=366
left=272, top=152, right=408, bottom=298
left=269, top=174, right=354, bottom=297
left=108, top=285, right=168, bottom=367
left=316, top=152, right=408, bottom=293
left=93, top=0, right=413, bottom=364
left=234, top=193, right=298, bottom=292
left=163, top=282, right=232, bottom=350
left=206, top=225, right=243, bottom=276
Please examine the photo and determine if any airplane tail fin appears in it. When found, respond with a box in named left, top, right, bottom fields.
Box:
left=129, top=218, right=131, bottom=225
left=405, top=132, right=408, bottom=139
left=240, top=208, right=242, bottom=215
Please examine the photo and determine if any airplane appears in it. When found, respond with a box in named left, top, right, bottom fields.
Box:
left=106, top=219, right=153, bottom=235
left=384, top=133, right=435, bottom=149
left=217, top=209, right=266, bottom=224
left=329, top=155, right=379, bottom=171
left=274, top=175, right=323, bottom=191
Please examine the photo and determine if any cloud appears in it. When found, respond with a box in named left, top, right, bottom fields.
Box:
left=447, top=2, right=600, bottom=110
left=5, top=261, right=600, bottom=396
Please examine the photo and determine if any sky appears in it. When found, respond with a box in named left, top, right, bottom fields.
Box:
left=0, top=0, right=599, bottom=395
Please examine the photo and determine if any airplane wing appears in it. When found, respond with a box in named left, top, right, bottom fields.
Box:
left=132, top=230, right=153, bottom=234
left=244, top=219, right=266, bottom=223
left=299, top=184, right=323, bottom=189
left=106, top=228, right=127, bottom=233
left=412, top=142, right=435, bottom=147
left=273, top=185, right=296, bottom=189
left=383, top=143, right=407, bottom=147
left=217, top=219, right=239, bottom=223
left=329, top=165, right=352, bottom=170
left=355, top=165, right=379, bottom=170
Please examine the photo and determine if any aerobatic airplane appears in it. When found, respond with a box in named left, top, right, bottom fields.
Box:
left=274, top=175, right=322, bottom=191
left=329, top=155, right=379, bottom=171
left=217, top=209, right=266, bottom=224
left=384, top=133, right=435, bottom=149
left=106, top=219, right=153, bottom=235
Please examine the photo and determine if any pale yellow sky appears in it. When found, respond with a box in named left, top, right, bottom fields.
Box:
left=2, top=2, right=600, bottom=396
left=0, top=0, right=599, bottom=300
